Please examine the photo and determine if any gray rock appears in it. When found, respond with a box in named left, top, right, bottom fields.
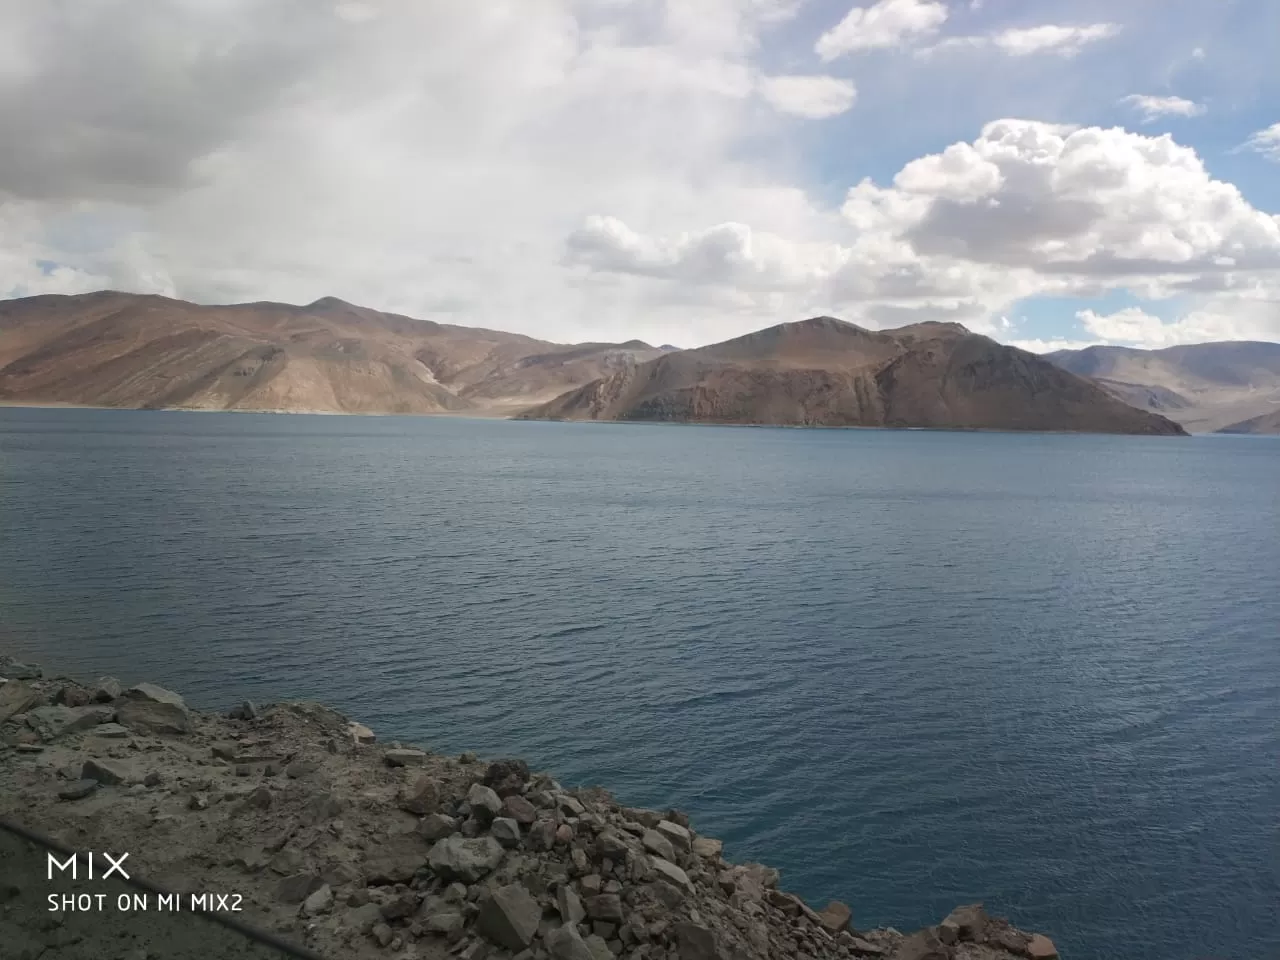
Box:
left=300, top=884, right=333, bottom=917
left=90, top=723, right=130, bottom=740
left=362, top=849, right=422, bottom=885
left=649, top=857, right=692, bottom=891
left=545, top=924, right=595, bottom=960
left=490, top=817, right=522, bottom=848
left=0, top=658, right=41, bottom=680
left=347, top=721, right=375, bottom=744
left=656, top=820, right=692, bottom=852
left=0, top=681, right=39, bottom=724
left=285, top=759, right=320, bottom=779
left=894, top=929, right=951, bottom=960
left=402, top=774, right=442, bottom=814
left=228, top=700, right=258, bottom=720
left=427, top=836, right=505, bottom=883
left=475, top=882, right=541, bottom=951
left=675, top=921, right=724, bottom=960
left=939, top=903, right=986, bottom=943
left=557, top=885, right=586, bottom=926
left=641, top=829, right=676, bottom=862
left=818, top=899, right=853, bottom=934
left=423, top=909, right=465, bottom=936
left=345, top=902, right=384, bottom=934
left=27, top=705, right=112, bottom=741
left=301, top=792, right=342, bottom=825
left=597, top=831, right=631, bottom=859
left=57, top=685, right=92, bottom=707
left=526, top=819, right=557, bottom=852
left=117, top=684, right=191, bottom=735
left=557, top=794, right=586, bottom=816
left=583, top=934, right=613, bottom=960
left=585, top=893, right=623, bottom=923
left=81, top=758, right=130, bottom=785
left=92, top=677, right=123, bottom=702
left=419, top=812, right=459, bottom=842
left=276, top=873, right=323, bottom=904
left=502, top=794, right=537, bottom=824
left=385, top=748, right=427, bottom=767
left=691, top=837, right=723, bottom=859
left=58, top=779, right=99, bottom=801
left=467, top=782, right=503, bottom=822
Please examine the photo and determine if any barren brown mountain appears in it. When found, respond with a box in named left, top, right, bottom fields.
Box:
left=0, top=291, right=664, bottom=414
left=1047, top=341, right=1280, bottom=433
left=518, top=316, right=1187, bottom=435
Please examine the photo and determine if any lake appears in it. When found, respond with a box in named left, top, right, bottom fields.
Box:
left=1, top=406, right=1277, bottom=960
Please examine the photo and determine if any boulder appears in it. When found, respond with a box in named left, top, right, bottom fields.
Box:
left=57, top=779, right=99, bottom=801
left=1026, top=934, right=1059, bottom=959
left=0, top=680, right=39, bottom=724
left=0, top=657, right=41, bottom=680
left=467, top=782, right=503, bottom=822
left=557, top=885, right=586, bottom=925
left=691, top=837, right=723, bottom=859
left=300, top=884, right=333, bottom=917
left=81, top=758, right=130, bottom=786
left=228, top=700, right=258, bottom=720
left=490, top=817, right=522, bottom=848
left=546, top=924, right=594, bottom=960
left=57, top=685, right=91, bottom=708
left=90, top=723, right=130, bottom=740
left=347, top=721, right=375, bottom=744
left=818, top=900, right=853, bottom=934
left=475, top=882, right=541, bottom=950
left=362, top=849, right=423, bottom=885
left=583, top=934, right=613, bottom=960
left=27, top=705, right=112, bottom=741
left=642, top=829, right=676, bottom=862
left=402, top=774, right=442, bottom=814
left=116, top=684, right=191, bottom=735
left=656, top=819, right=692, bottom=852
left=585, top=893, right=623, bottom=922
left=418, top=813, right=459, bottom=842
left=427, top=836, right=505, bottom=883
left=276, top=873, right=323, bottom=904
left=345, top=902, right=384, bottom=934
left=502, top=794, right=537, bottom=825
left=483, top=758, right=531, bottom=797
left=649, top=857, right=693, bottom=891
left=423, top=908, right=465, bottom=936
left=675, top=921, right=724, bottom=960
left=939, top=903, right=986, bottom=944
left=893, top=929, right=952, bottom=960
left=92, top=677, right=123, bottom=702
left=384, top=748, right=427, bottom=767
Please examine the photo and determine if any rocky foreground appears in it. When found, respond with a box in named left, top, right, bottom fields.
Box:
left=0, top=655, right=1062, bottom=960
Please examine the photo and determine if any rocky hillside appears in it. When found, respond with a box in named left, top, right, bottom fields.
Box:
left=519, top=317, right=1186, bottom=436
left=1216, top=409, right=1280, bottom=434
left=0, top=653, right=1062, bottom=960
left=0, top=292, right=664, bottom=415
left=1046, top=341, right=1280, bottom=434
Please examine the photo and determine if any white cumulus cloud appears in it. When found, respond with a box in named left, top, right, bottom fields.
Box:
left=757, top=74, right=857, bottom=118
left=1243, top=122, right=1280, bottom=162
left=815, top=0, right=947, bottom=59
left=1120, top=94, right=1206, bottom=123
left=991, top=23, right=1120, bottom=57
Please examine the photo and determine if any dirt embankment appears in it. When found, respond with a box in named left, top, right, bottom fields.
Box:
left=0, top=655, right=1062, bottom=960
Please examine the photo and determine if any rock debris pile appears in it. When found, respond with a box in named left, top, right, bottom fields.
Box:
left=0, top=655, right=1061, bottom=960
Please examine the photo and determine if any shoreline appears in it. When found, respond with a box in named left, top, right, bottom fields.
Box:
left=0, top=654, right=1061, bottom=960
left=0, top=400, right=1210, bottom=436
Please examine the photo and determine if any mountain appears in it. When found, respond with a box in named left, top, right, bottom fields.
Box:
left=1046, top=341, right=1280, bottom=433
left=1216, top=409, right=1280, bottom=434
left=517, top=316, right=1186, bottom=435
left=0, top=292, right=664, bottom=414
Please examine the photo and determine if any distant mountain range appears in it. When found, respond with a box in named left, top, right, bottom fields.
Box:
left=0, top=292, right=665, bottom=415
left=0, top=292, right=1191, bottom=435
left=517, top=316, right=1184, bottom=434
left=1046, top=342, right=1280, bottom=434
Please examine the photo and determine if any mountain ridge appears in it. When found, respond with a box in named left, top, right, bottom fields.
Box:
left=519, top=316, right=1186, bottom=435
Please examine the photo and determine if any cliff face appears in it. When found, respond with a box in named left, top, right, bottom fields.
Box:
left=520, top=317, right=1187, bottom=436
left=1047, top=342, right=1280, bottom=434
left=0, top=654, right=1063, bottom=960
left=0, top=292, right=664, bottom=415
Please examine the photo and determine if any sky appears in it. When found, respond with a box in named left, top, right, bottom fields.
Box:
left=2, top=0, right=1279, bottom=352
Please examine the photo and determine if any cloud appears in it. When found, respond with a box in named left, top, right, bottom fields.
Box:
left=991, top=23, right=1120, bottom=57
left=917, top=21, right=1120, bottom=60
left=757, top=74, right=857, bottom=118
left=1120, top=94, right=1206, bottom=123
left=1243, top=122, right=1280, bottom=162
left=815, top=0, right=947, bottom=60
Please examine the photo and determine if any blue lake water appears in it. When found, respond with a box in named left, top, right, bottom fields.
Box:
left=1, top=406, right=1278, bottom=960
